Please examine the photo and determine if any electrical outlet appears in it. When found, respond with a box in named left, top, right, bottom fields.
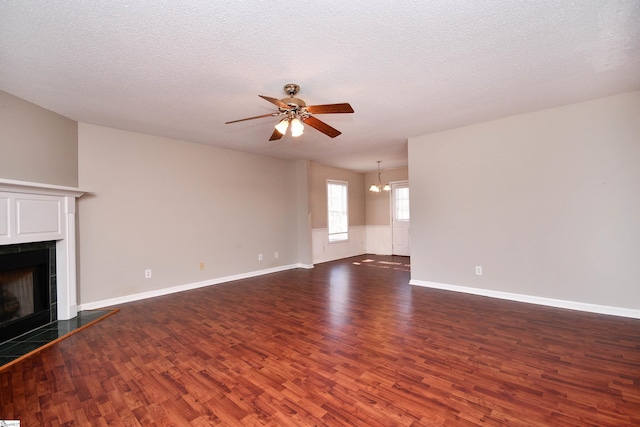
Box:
left=258, top=253, right=263, bottom=261
left=199, top=262, right=204, bottom=270
left=145, top=269, right=152, bottom=279
left=475, top=266, right=483, bottom=276
left=274, top=251, right=279, bottom=259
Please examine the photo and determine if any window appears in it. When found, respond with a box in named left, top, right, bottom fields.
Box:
left=395, top=186, right=410, bottom=221
left=327, top=180, right=348, bottom=242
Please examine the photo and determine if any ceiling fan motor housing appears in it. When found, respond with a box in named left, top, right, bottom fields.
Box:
left=281, top=85, right=306, bottom=112
left=280, top=97, right=307, bottom=113
left=283, top=83, right=300, bottom=96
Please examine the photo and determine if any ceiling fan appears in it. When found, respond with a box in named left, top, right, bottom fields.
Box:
left=225, top=84, right=354, bottom=141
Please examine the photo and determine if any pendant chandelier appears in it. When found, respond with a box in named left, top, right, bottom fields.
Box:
left=369, top=161, right=391, bottom=192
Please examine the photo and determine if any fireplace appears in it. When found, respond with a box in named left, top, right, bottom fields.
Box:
left=1, top=179, right=85, bottom=335
left=0, top=242, right=56, bottom=343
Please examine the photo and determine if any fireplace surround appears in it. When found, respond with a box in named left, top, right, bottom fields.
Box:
left=0, top=179, right=84, bottom=341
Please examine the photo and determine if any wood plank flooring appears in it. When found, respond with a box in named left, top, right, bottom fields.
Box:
left=1, top=255, right=639, bottom=425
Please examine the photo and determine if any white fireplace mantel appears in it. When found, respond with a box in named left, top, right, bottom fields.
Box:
left=0, top=178, right=85, bottom=320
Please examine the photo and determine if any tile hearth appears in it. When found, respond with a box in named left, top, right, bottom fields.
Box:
left=0, top=310, right=116, bottom=368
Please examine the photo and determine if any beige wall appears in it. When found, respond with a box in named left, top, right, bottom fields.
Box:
left=408, top=91, right=640, bottom=310
left=0, top=90, right=78, bottom=186
left=309, top=162, right=365, bottom=229
left=295, top=159, right=312, bottom=266
left=365, top=166, right=409, bottom=225
left=78, top=123, right=303, bottom=306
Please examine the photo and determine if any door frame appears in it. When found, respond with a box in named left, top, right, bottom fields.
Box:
left=390, top=180, right=410, bottom=256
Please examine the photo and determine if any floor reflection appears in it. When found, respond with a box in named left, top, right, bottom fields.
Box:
left=324, top=256, right=413, bottom=330
left=352, top=258, right=411, bottom=272
left=328, top=265, right=351, bottom=327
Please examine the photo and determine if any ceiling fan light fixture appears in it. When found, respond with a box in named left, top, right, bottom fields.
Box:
left=290, top=117, right=304, bottom=137
left=275, top=118, right=289, bottom=134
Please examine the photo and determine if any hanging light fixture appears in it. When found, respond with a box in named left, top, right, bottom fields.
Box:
left=274, top=114, right=304, bottom=137
left=369, top=161, right=391, bottom=192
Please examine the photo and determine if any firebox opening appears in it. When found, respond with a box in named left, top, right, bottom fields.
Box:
left=0, top=242, right=55, bottom=343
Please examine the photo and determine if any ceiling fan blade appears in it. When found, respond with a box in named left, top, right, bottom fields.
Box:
left=269, top=129, right=283, bottom=141
left=225, top=113, right=278, bottom=124
left=303, top=115, right=342, bottom=138
left=306, top=103, right=354, bottom=114
left=259, top=95, right=289, bottom=109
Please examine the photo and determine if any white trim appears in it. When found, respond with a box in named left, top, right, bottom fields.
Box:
left=327, top=179, right=349, bottom=243
left=0, top=180, right=85, bottom=320
left=296, top=263, right=315, bottom=269
left=390, top=180, right=410, bottom=221
left=0, top=178, right=85, bottom=197
left=79, top=263, right=310, bottom=310
left=391, top=181, right=410, bottom=256
left=56, top=196, right=79, bottom=319
left=410, top=279, right=640, bottom=319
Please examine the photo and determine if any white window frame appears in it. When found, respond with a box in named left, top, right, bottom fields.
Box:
left=327, top=180, right=349, bottom=242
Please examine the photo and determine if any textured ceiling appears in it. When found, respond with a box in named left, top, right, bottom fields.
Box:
left=1, top=1, right=639, bottom=172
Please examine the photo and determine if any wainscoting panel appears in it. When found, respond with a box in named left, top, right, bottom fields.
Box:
left=365, top=225, right=392, bottom=255
left=312, top=226, right=366, bottom=264
left=0, top=197, right=8, bottom=238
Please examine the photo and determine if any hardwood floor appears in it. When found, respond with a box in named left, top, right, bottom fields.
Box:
left=1, top=255, right=639, bottom=426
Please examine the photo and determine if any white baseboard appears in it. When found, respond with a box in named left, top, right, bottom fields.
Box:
left=410, top=279, right=640, bottom=319
left=296, top=263, right=314, bottom=269
left=79, top=263, right=308, bottom=311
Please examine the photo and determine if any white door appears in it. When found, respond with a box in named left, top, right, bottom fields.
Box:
left=391, top=181, right=410, bottom=256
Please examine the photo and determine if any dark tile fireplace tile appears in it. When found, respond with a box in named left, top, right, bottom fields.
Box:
left=0, top=310, right=114, bottom=367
